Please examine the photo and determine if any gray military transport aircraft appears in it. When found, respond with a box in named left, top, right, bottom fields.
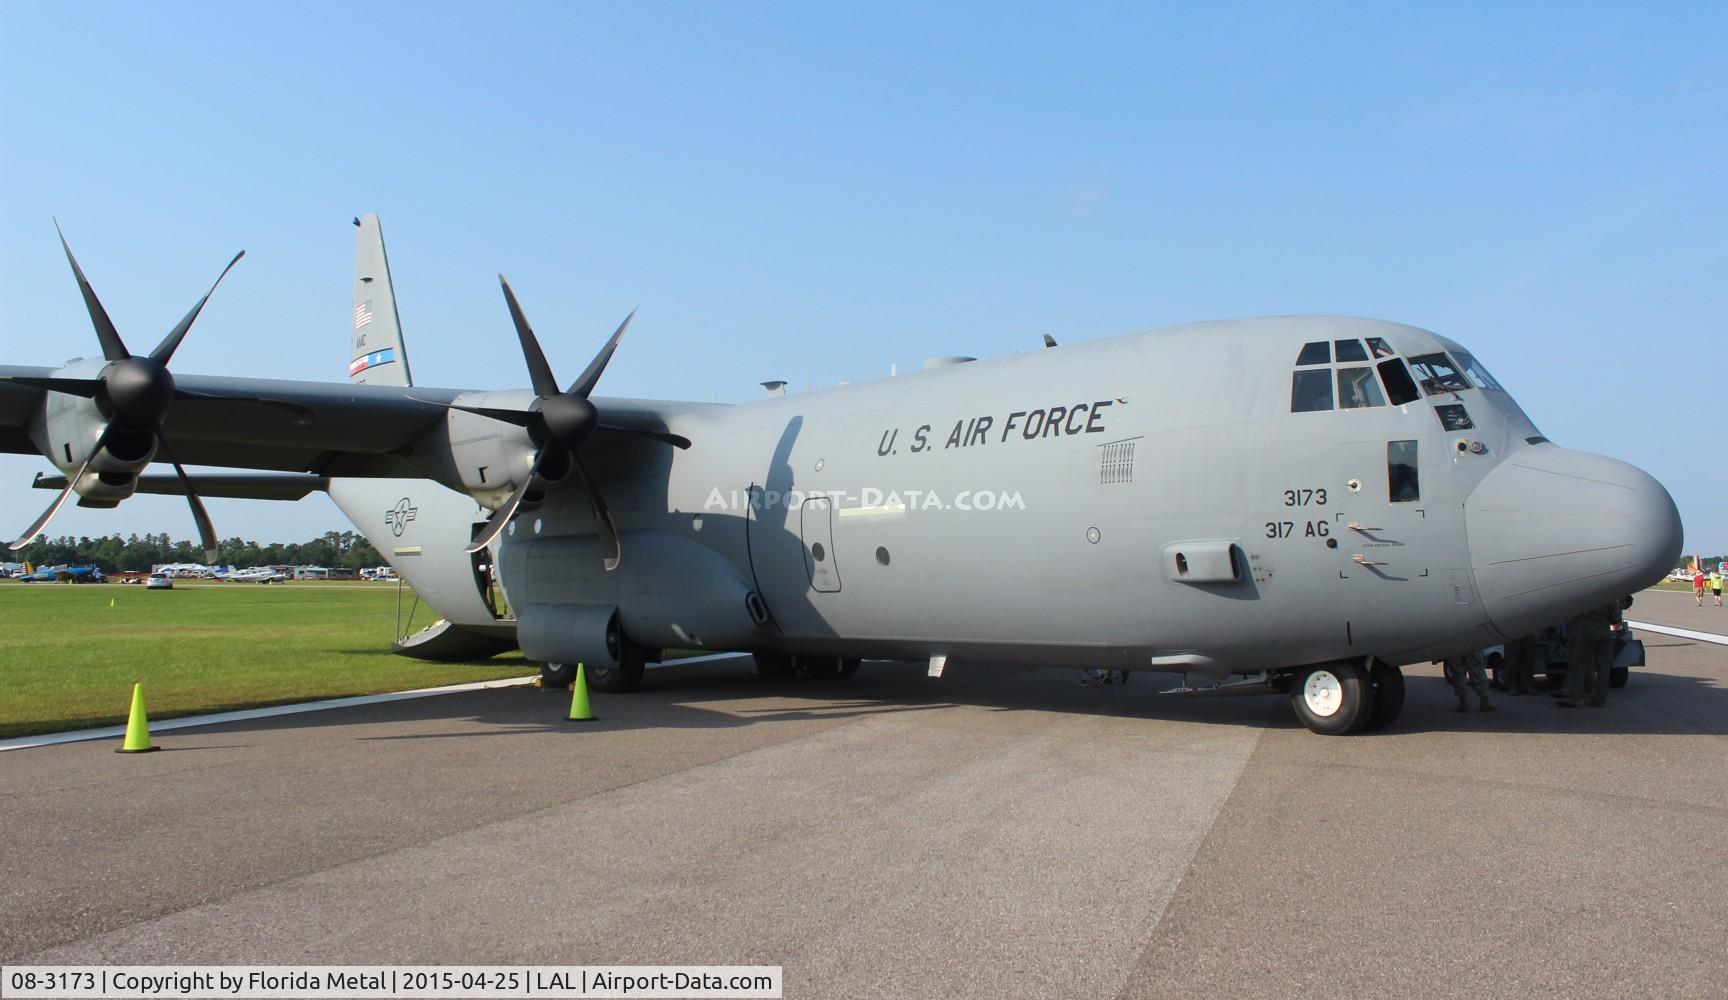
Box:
left=0, top=219, right=1683, bottom=734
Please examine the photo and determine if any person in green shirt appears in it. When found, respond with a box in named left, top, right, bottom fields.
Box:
left=1710, top=569, right=1723, bottom=607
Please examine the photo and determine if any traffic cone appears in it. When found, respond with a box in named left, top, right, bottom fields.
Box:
left=117, top=682, right=159, bottom=753
left=566, top=663, right=594, bottom=722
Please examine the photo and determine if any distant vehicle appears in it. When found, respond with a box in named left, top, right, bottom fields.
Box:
left=294, top=566, right=330, bottom=580
left=1669, top=568, right=1693, bottom=582
left=146, top=573, right=173, bottom=590
left=226, top=567, right=287, bottom=584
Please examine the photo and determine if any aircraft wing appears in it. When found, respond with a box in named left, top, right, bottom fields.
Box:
left=2, top=364, right=696, bottom=477
left=1, top=365, right=456, bottom=476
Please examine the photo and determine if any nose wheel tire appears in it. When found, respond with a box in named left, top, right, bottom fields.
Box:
left=1290, top=661, right=1371, bottom=735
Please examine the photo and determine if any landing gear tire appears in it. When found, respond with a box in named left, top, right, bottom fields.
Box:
left=753, top=651, right=793, bottom=676
left=1609, top=666, right=1629, bottom=689
left=793, top=654, right=858, bottom=678
left=1361, top=662, right=1405, bottom=732
left=540, top=661, right=576, bottom=690
left=1290, top=661, right=1371, bottom=735
left=587, top=625, right=647, bottom=693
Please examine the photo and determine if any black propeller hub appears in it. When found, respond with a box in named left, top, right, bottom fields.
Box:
left=102, top=356, right=176, bottom=428
left=537, top=393, right=598, bottom=451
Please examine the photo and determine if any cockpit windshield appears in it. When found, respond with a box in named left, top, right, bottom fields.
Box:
left=1406, top=352, right=1472, bottom=395
left=1451, top=350, right=1502, bottom=390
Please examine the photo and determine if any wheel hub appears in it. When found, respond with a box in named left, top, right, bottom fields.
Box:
left=1303, top=670, right=1344, bottom=717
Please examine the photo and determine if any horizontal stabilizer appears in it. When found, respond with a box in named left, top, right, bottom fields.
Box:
left=33, top=471, right=329, bottom=502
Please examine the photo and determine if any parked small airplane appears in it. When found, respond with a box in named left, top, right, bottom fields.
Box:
left=0, top=218, right=1683, bottom=733
left=223, top=567, right=288, bottom=584
left=17, top=564, right=104, bottom=583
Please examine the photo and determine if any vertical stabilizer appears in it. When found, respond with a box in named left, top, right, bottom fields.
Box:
left=349, top=213, right=414, bottom=386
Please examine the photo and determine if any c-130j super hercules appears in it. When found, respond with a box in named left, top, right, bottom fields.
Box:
left=0, top=217, right=1683, bottom=735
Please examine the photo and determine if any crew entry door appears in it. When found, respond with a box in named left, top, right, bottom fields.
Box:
left=801, top=496, right=842, bottom=593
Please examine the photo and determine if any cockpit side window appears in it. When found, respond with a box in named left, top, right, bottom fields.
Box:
left=1337, top=367, right=1386, bottom=409
left=1376, top=359, right=1421, bottom=405
left=1451, top=350, right=1502, bottom=390
left=1406, top=352, right=1472, bottom=395
left=1366, top=337, right=1396, bottom=359
left=1334, top=339, right=1368, bottom=363
left=1296, top=341, right=1331, bottom=366
left=1291, top=370, right=1334, bottom=412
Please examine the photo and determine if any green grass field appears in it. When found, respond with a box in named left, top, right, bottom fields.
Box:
left=0, top=581, right=532, bottom=738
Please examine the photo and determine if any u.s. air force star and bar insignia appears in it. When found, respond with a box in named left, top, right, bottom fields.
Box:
left=385, top=497, right=419, bottom=537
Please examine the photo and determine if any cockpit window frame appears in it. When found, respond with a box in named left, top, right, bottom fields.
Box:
left=1296, top=341, right=1331, bottom=366
left=1406, top=352, right=1473, bottom=396
left=1451, top=350, right=1503, bottom=391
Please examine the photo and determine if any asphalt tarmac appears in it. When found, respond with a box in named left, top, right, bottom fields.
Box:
left=3, top=588, right=1726, bottom=998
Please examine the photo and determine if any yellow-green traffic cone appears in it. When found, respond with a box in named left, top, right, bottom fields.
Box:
left=566, top=663, right=594, bottom=722
left=117, top=682, right=159, bottom=753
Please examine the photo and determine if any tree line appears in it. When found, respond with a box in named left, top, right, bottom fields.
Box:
left=11, top=531, right=384, bottom=573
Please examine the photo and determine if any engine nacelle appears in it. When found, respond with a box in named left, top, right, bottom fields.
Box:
left=35, top=378, right=157, bottom=505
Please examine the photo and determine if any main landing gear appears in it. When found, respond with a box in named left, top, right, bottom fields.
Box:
left=539, top=624, right=650, bottom=693
left=753, top=652, right=861, bottom=679
left=1287, top=659, right=1403, bottom=735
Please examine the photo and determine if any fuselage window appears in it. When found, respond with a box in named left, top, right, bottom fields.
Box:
left=1296, top=341, right=1331, bottom=366
left=1407, top=352, right=1472, bottom=395
left=1451, top=350, right=1503, bottom=390
left=1337, top=367, right=1387, bottom=409
left=1388, top=440, right=1420, bottom=502
left=1376, top=359, right=1421, bottom=405
left=1291, top=370, right=1334, bottom=412
left=1334, top=339, right=1368, bottom=363
left=1366, top=337, right=1396, bottom=359
left=1435, top=403, right=1474, bottom=430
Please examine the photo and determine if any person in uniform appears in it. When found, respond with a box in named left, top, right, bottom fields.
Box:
left=1444, top=650, right=1496, bottom=713
left=1500, top=633, right=1541, bottom=695
left=1556, top=599, right=1622, bottom=708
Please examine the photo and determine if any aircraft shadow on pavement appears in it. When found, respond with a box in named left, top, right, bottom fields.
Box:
left=137, top=651, right=1728, bottom=741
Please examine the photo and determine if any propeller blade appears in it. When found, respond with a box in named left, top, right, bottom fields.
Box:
left=10, top=446, right=100, bottom=551
left=498, top=275, right=560, bottom=398
left=596, top=422, right=691, bottom=450
left=568, top=308, right=635, bottom=399
left=150, top=250, right=245, bottom=364
left=464, top=450, right=546, bottom=554
left=157, top=433, right=219, bottom=563
left=0, top=375, right=102, bottom=397
left=571, top=452, right=621, bottom=572
left=443, top=402, right=535, bottom=427
left=55, top=221, right=130, bottom=362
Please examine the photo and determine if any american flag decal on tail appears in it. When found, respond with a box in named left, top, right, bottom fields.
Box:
left=353, top=300, right=374, bottom=330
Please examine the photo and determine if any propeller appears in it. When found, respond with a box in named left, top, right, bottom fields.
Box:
left=5, top=223, right=242, bottom=562
left=458, top=277, right=687, bottom=569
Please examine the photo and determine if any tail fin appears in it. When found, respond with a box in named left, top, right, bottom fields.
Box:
left=349, top=213, right=414, bottom=386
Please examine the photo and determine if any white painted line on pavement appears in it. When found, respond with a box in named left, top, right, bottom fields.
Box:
left=0, top=651, right=753, bottom=753
left=1626, top=620, right=1728, bottom=647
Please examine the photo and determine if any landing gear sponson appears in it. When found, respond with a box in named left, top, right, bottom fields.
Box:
left=1286, top=658, right=1403, bottom=735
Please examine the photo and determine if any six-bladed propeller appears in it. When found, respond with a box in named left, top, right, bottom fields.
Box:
left=453, top=275, right=690, bottom=570
left=5, top=224, right=242, bottom=561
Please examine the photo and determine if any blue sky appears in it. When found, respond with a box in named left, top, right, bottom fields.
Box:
left=2, top=1, right=1724, bottom=554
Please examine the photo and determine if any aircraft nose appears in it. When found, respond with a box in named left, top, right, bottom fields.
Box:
left=1465, top=446, right=1682, bottom=640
